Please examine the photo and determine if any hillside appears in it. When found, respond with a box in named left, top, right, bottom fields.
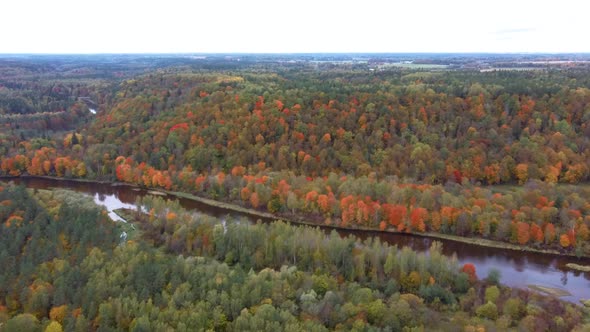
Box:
left=1, top=55, right=589, bottom=256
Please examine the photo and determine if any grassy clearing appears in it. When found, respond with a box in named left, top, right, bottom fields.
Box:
left=113, top=208, right=141, bottom=241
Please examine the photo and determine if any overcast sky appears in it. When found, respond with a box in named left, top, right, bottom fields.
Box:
left=1, top=0, right=588, bottom=53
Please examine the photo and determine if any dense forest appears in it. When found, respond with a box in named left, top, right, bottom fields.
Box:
left=0, top=55, right=590, bottom=330
left=0, top=183, right=588, bottom=331
left=0, top=56, right=589, bottom=256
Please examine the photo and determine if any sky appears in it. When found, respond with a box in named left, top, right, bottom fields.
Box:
left=1, top=0, right=588, bottom=54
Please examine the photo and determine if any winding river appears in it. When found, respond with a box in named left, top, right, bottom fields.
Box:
left=10, top=177, right=590, bottom=304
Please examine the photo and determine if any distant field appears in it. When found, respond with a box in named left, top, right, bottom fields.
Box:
left=480, top=67, right=544, bottom=72
left=380, top=62, right=449, bottom=69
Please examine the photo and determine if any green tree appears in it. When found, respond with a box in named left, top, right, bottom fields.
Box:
left=3, top=313, right=40, bottom=332
left=476, top=301, right=498, bottom=320
left=484, top=285, right=500, bottom=303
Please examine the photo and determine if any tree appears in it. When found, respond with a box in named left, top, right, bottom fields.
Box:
left=3, top=313, right=40, bottom=332
left=516, top=222, right=530, bottom=245
left=340, top=195, right=356, bottom=227
left=317, top=194, right=331, bottom=215
left=267, top=192, right=282, bottom=213
left=28, top=148, right=55, bottom=176
left=484, top=285, right=500, bottom=303
left=563, top=163, right=588, bottom=183
left=544, top=223, right=556, bottom=244
left=530, top=223, right=543, bottom=243
left=461, top=263, right=477, bottom=282
left=304, top=190, right=318, bottom=211
left=475, top=301, right=498, bottom=320
left=545, top=164, right=561, bottom=183
left=250, top=192, right=260, bottom=209
left=400, top=271, right=422, bottom=293
left=430, top=211, right=441, bottom=231
left=130, top=316, right=151, bottom=332
left=515, top=163, right=529, bottom=185
left=578, top=223, right=589, bottom=241
left=503, top=298, right=524, bottom=321
left=73, top=161, right=87, bottom=178
left=45, top=321, right=64, bottom=332
left=559, top=233, right=571, bottom=248
left=240, top=187, right=251, bottom=201
left=231, top=165, right=246, bottom=177
left=1, top=154, right=29, bottom=176
left=49, top=305, right=68, bottom=324
left=485, top=269, right=501, bottom=285
left=366, top=299, right=386, bottom=325
left=286, top=192, right=300, bottom=214
left=195, top=175, right=206, bottom=192
left=382, top=204, right=407, bottom=228
left=410, top=207, right=428, bottom=232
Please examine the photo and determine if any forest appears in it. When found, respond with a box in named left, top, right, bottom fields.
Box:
left=0, top=183, right=588, bottom=331
left=1, top=55, right=589, bottom=256
left=0, top=54, right=590, bottom=330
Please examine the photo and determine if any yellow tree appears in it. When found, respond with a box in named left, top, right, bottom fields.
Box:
left=514, top=163, right=529, bottom=185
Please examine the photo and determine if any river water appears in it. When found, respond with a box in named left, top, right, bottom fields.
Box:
left=10, top=177, right=590, bottom=304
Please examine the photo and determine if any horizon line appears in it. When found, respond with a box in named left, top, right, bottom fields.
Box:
left=1, top=52, right=590, bottom=56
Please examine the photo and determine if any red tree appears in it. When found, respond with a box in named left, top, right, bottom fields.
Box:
left=516, top=222, right=530, bottom=245
left=410, top=207, right=428, bottom=232
left=461, top=263, right=477, bottom=282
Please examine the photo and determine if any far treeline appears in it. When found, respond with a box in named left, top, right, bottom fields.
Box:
left=0, top=58, right=589, bottom=256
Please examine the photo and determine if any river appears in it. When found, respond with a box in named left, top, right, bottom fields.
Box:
left=9, top=177, right=590, bottom=304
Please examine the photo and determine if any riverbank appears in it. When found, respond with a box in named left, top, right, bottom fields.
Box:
left=528, top=284, right=572, bottom=297
left=0, top=175, right=114, bottom=185
left=163, top=188, right=590, bottom=261
left=6, top=175, right=590, bottom=304
left=566, top=263, right=590, bottom=272
left=3, top=175, right=590, bottom=261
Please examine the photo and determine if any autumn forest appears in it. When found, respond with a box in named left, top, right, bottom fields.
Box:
left=0, top=54, right=589, bottom=331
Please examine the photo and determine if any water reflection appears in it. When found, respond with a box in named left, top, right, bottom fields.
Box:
left=9, top=177, right=590, bottom=304
left=91, top=193, right=136, bottom=222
